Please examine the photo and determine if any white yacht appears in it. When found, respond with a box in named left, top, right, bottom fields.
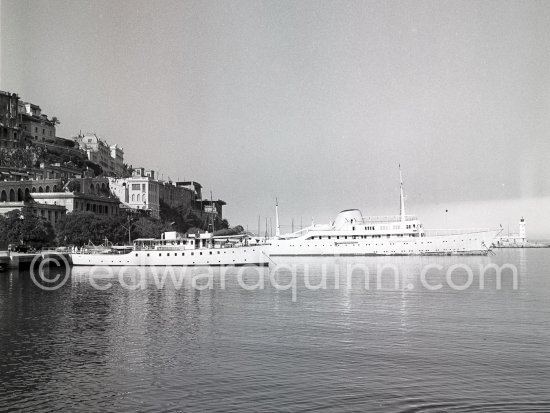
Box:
left=70, top=231, right=270, bottom=266
left=267, top=170, right=499, bottom=256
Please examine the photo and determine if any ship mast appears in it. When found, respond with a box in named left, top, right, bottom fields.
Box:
left=399, top=164, right=406, bottom=222
left=275, top=198, right=280, bottom=237
left=210, top=191, right=215, bottom=232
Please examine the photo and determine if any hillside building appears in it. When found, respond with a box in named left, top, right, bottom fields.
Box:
left=158, top=181, right=195, bottom=210
left=200, top=199, right=226, bottom=220
left=109, top=168, right=160, bottom=218
left=18, top=101, right=58, bottom=145
left=0, top=201, right=66, bottom=228
left=1, top=177, right=120, bottom=226
left=31, top=192, right=120, bottom=217
left=0, top=91, right=21, bottom=149
left=74, top=133, right=124, bottom=177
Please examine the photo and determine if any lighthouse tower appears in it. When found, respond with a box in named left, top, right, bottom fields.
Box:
left=519, top=217, right=526, bottom=242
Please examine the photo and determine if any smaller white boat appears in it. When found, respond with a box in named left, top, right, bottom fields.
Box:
left=70, top=231, right=270, bottom=267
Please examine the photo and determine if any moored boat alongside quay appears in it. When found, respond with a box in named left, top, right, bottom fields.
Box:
left=70, top=231, right=270, bottom=267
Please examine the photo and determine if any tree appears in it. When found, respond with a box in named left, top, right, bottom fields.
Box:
left=66, top=179, right=81, bottom=193
left=56, top=211, right=95, bottom=246
left=121, top=163, right=133, bottom=178
left=0, top=148, right=35, bottom=168
left=55, top=211, right=175, bottom=246
left=159, top=201, right=204, bottom=233
left=218, top=218, right=230, bottom=230
left=213, top=225, right=243, bottom=236
left=0, top=209, right=55, bottom=248
left=180, top=209, right=206, bottom=232
left=57, top=211, right=128, bottom=246
left=132, top=217, right=172, bottom=239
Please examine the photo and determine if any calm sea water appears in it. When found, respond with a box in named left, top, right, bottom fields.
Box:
left=1, top=249, right=549, bottom=412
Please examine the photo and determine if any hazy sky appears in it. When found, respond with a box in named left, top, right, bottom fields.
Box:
left=1, top=0, right=549, bottom=237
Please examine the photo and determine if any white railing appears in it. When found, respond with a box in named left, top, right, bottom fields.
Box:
left=361, top=215, right=418, bottom=223
left=424, top=228, right=490, bottom=236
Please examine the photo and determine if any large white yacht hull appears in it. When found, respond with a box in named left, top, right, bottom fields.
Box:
left=268, top=230, right=498, bottom=256
left=70, top=245, right=270, bottom=266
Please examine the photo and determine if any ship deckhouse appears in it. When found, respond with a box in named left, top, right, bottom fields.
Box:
left=331, top=209, right=423, bottom=237
left=280, top=210, right=424, bottom=242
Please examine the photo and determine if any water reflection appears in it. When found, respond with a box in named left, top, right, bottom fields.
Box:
left=1, top=250, right=549, bottom=412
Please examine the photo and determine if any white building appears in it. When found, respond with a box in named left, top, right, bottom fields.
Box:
left=109, top=168, right=160, bottom=218
left=74, top=133, right=124, bottom=177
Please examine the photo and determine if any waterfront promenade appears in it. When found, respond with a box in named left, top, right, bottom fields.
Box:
left=0, top=250, right=69, bottom=270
